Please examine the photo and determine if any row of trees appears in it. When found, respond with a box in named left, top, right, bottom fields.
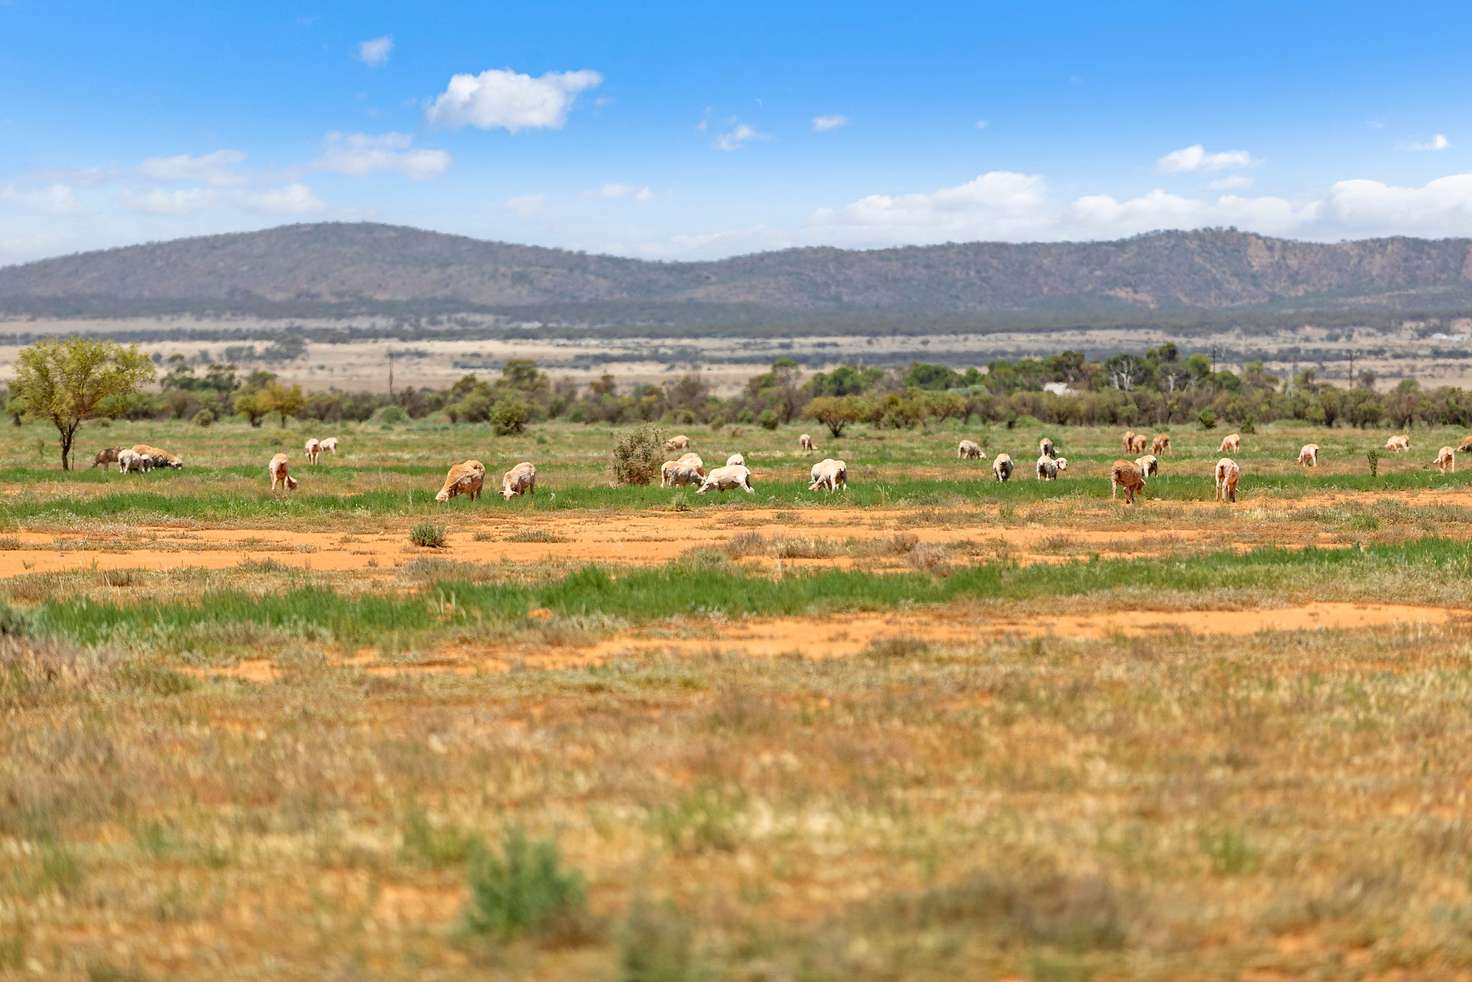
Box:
left=8, top=338, right=1472, bottom=470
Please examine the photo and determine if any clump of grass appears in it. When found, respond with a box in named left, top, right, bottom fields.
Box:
left=114, top=659, right=197, bottom=697
left=0, top=537, right=20, bottom=550
left=1200, top=826, right=1258, bottom=876
left=410, top=521, right=447, bottom=549
left=611, top=425, right=664, bottom=486
left=618, top=897, right=708, bottom=982
left=770, top=537, right=838, bottom=559
left=401, top=802, right=482, bottom=869
left=651, top=785, right=745, bottom=854
left=862, top=637, right=932, bottom=660
left=505, top=530, right=569, bottom=544
left=0, top=601, right=30, bottom=638
left=669, top=491, right=691, bottom=513
left=722, top=531, right=767, bottom=557
left=460, top=827, right=590, bottom=942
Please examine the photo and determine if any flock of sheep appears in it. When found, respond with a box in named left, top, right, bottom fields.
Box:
left=90, top=426, right=1468, bottom=507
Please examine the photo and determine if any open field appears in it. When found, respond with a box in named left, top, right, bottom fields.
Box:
left=5, top=418, right=1472, bottom=978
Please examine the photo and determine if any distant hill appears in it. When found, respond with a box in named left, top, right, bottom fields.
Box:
left=1, top=222, right=1470, bottom=331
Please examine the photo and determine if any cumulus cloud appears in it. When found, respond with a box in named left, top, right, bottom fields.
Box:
left=425, top=68, right=602, bottom=131
left=594, top=183, right=654, bottom=202
left=0, top=183, right=82, bottom=215
left=138, top=149, right=246, bottom=186
left=715, top=123, right=767, bottom=151
left=314, top=132, right=451, bottom=180
left=812, top=114, right=849, bottom=132
left=357, top=35, right=393, bottom=66
left=244, top=183, right=324, bottom=214
left=1208, top=175, right=1254, bottom=191
left=1325, top=174, right=1472, bottom=232
left=505, top=194, right=545, bottom=217
left=1407, top=133, right=1450, bottom=152
left=809, top=171, right=1050, bottom=243
left=1157, top=144, right=1255, bottom=173
left=125, top=188, right=218, bottom=215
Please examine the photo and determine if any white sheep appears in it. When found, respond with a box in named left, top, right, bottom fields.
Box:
left=725, top=453, right=746, bottom=468
left=992, top=453, right=1014, bottom=482
left=799, top=433, right=816, bottom=453
left=660, top=453, right=705, bottom=488
left=501, top=461, right=537, bottom=499
left=696, top=464, right=754, bottom=494
left=268, top=453, right=299, bottom=492
left=1215, top=458, right=1241, bottom=502
left=808, top=458, right=847, bottom=492
left=1297, top=444, right=1319, bottom=467
left=305, top=438, right=322, bottom=465
left=1135, top=454, right=1158, bottom=479
left=1035, top=455, right=1067, bottom=480
left=436, top=460, right=486, bottom=503
left=958, top=440, right=985, bottom=460
left=1434, top=446, right=1456, bottom=473
left=320, top=437, right=339, bottom=455
left=1385, top=434, right=1410, bottom=453
left=117, top=449, right=151, bottom=474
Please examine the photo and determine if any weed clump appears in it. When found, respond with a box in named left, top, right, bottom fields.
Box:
left=461, top=827, right=589, bottom=942
left=409, top=521, right=447, bottom=549
left=611, top=425, right=664, bottom=486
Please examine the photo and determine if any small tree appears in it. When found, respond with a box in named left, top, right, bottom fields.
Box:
left=491, top=395, right=530, bottom=436
left=11, top=339, right=154, bottom=470
left=806, top=395, right=868, bottom=439
left=262, top=382, right=306, bottom=427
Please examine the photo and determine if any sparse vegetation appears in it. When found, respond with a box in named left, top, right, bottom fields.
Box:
left=409, top=521, right=446, bottom=548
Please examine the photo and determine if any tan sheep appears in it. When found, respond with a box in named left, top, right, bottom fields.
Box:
left=1039, top=437, right=1056, bottom=459
left=268, top=453, right=299, bottom=492
left=320, top=437, right=338, bottom=454
left=1215, top=458, right=1241, bottom=503
left=799, top=433, right=816, bottom=453
left=305, top=438, right=322, bottom=465
left=501, top=462, right=537, bottom=499
left=1110, top=460, right=1145, bottom=504
left=435, top=460, right=486, bottom=503
left=992, top=453, right=1014, bottom=482
left=1135, top=453, right=1158, bottom=479
left=1459, top=434, right=1472, bottom=454
left=696, top=464, right=754, bottom=494
left=660, top=453, right=705, bottom=488
left=92, top=447, right=121, bottom=469
left=664, top=435, right=691, bottom=452
left=725, top=453, right=745, bottom=468
left=131, top=444, right=183, bottom=469
left=1297, top=443, right=1319, bottom=467
left=1122, top=430, right=1137, bottom=452
left=808, top=458, right=847, bottom=492
left=1128, top=433, right=1150, bottom=454
left=1151, top=433, right=1171, bottom=455
left=1434, top=446, right=1456, bottom=473
left=957, top=439, right=984, bottom=460
left=1385, top=434, right=1410, bottom=453
left=1218, top=433, right=1241, bottom=453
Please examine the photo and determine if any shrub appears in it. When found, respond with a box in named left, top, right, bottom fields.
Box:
left=1366, top=449, right=1379, bottom=477
left=1197, top=408, right=1217, bottom=430
left=461, top=827, right=588, bottom=941
left=0, top=602, right=30, bottom=637
left=191, top=408, right=215, bottom=428
left=400, top=802, right=482, bottom=869
left=409, top=522, right=446, bottom=548
left=758, top=409, right=780, bottom=431
left=372, top=404, right=410, bottom=426
left=611, top=425, right=664, bottom=486
left=618, top=898, right=707, bottom=982
left=491, top=395, right=530, bottom=436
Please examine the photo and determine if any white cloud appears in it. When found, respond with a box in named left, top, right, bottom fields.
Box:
left=357, top=35, right=393, bottom=66
left=0, top=183, right=81, bottom=215
left=812, top=114, right=849, bottom=133
left=1407, top=133, right=1450, bottom=152
left=594, top=183, right=654, bottom=202
left=314, top=132, right=451, bottom=180
left=715, top=123, right=767, bottom=151
left=1157, top=144, right=1255, bottom=173
left=505, top=194, right=545, bottom=217
left=244, top=183, right=324, bottom=215
left=138, top=149, right=246, bottom=186
left=425, top=68, right=602, bottom=131
left=1325, top=174, right=1472, bottom=232
left=809, top=171, right=1051, bottom=243
left=1208, top=175, right=1254, bottom=191
left=125, top=188, right=218, bottom=215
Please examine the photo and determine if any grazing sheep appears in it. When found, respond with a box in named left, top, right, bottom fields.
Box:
left=435, top=460, right=486, bottom=503
left=117, top=449, right=151, bottom=474
left=1459, top=435, right=1472, bottom=454
left=958, top=439, right=985, bottom=460
left=1297, top=443, right=1319, bottom=467
left=501, top=461, right=537, bottom=499
left=660, top=453, right=705, bottom=488
left=131, top=444, right=183, bottom=469
left=808, top=458, right=848, bottom=492
left=320, top=437, right=338, bottom=454
left=1035, top=455, right=1067, bottom=480
left=268, top=453, right=299, bottom=492
left=1039, top=437, right=1056, bottom=459
left=799, top=433, right=816, bottom=453
left=1110, top=460, right=1146, bottom=504
left=1385, top=434, right=1410, bottom=453
left=664, top=435, right=691, bottom=452
left=92, top=447, right=121, bottom=469
left=1122, top=430, right=1137, bottom=452
left=1128, top=433, right=1150, bottom=454
left=1151, top=433, right=1171, bottom=455
left=1135, top=454, right=1159, bottom=479
left=305, top=438, right=322, bottom=465
left=696, top=464, right=755, bottom=494
left=1434, top=446, right=1456, bottom=473
left=992, top=453, right=1014, bottom=482
left=1218, top=433, right=1241, bottom=453
left=1215, top=458, right=1241, bottom=503
left=725, top=453, right=746, bottom=468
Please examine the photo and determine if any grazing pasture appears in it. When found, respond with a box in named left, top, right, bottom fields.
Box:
left=4, top=417, right=1472, bottom=978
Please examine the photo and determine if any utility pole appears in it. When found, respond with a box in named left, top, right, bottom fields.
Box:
left=1348, top=348, right=1355, bottom=387
left=387, top=349, right=395, bottom=399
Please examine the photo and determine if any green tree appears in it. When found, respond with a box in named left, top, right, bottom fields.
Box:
left=11, top=338, right=154, bottom=470
left=805, top=395, right=870, bottom=438
left=491, top=394, right=530, bottom=435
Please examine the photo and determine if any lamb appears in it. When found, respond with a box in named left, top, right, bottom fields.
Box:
left=500, top=461, right=537, bottom=499
left=1110, top=460, right=1146, bottom=504
left=320, top=437, right=338, bottom=455
left=268, top=453, right=299, bottom=492
left=725, top=453, right=746, bottom=468
left=117, top=449, right=151, bottom=474
left=435, top=460, right=486, bottom=503
left=1039, top=437, right=1056, bottom=459
left=664, top=435, right=691, bottom=452
left=660, top=453, right=705, bottom=488
left=1459, top=435, right=1472, bottom=454
left=305, top=438, right=322, bottom=465
left=1218, top=433, right=1241, bottom=453
left=808, top=458, right=847, bottom=492
left=696, top=464, right=755, bottom=494
left=799, top=433, right=816, bottom=453
left=958, top=439, right=985, bottom=460
left=1135, top=453, right=1158, bottom=479
left=1385, top=434, right=1410, bottom=453
left=91, top=447, right=121, bottom=469
left=131, top=444, right=183, bottom=469
left=1215, top=458, right=1241, bottom=503
left=1035, top=455, right=1067, bottom=480
left=1122, top=430, right=1136, bottom=452
left=1297, top=443, right=1319, bottom=467
left=1434, top=446, right=1456, bottom=474
left=992, top=453, right=1014, bottom=482
left=1151, top=433, right=1171, bottom=455
left=1128, top=433, right=1149, bottom=454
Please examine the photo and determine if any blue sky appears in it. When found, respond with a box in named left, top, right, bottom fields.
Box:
left=1, top=0, right=1470, bottom=265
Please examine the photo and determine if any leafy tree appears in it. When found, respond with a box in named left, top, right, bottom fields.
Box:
left=256, top=381, right=306, bottom=427
left=11, top=338, right=154, bottom=470
left=491, top=394, right=530, bottom=435
left=805, top=395, right=869, bottom=438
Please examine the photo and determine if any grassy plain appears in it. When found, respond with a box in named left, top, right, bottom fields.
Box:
left=3, top=416, right=1472, bottom=979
